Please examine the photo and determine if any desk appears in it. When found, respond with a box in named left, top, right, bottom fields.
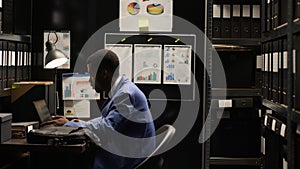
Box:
left=0, top=138, right=87, bottom=153
left=0, top=139, right=93, bottom=169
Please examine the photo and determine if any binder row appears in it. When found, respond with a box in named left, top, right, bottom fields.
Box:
left=261, top=113, right=288, bottom=169
left=264, top=0, right=300, bottom=32
left=259, top=38, right=300, bottom=111
left=212, top=3, right=261, bottom=38
left=0, top=41, right=31, bottom=92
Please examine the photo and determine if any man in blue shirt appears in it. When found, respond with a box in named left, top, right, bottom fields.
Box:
left=49, top=49, right=156, bottom=169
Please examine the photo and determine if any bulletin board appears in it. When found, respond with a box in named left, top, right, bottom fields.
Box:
left=105, top=33, right=196, bottom=101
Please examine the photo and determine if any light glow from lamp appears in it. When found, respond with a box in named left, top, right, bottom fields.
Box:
left=45, top=31, right=68, bottom=69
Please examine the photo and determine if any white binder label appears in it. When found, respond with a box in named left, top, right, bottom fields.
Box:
left=261, top=136, right=265, bottom=155
left=242, top=5, right=251, bottom=17
left=252, top=5, right=260, bottom=18
left=280, top=124, right=286, bottom=137
left=218, top=100, right=232, bottom=108
left=213, top=4, right=221, bottom=18
left=223, top=5, right=231, bottom=18
left=256, top=55, right=263, bottom=69
left=272, top=119, right=276, bottom=131
left=232, top=5, right=240, bottom=17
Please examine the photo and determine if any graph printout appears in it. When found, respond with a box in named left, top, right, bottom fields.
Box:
left=163, top=45, right=192, bottom=84
left=62, top=73, right=100, bottom=100
left=105, top=44, right=133, bottom=80
left=134, top=44, right=162, bottom=84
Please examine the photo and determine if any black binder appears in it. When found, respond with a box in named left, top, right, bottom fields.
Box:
left=213, top=18, right=222, bottom=38
left=241, top=5, right=251, bottom=38
left=272, top=0, right=279, bottom=29
left=280, top=0, right=288, bottom=25
left=293, top=49, right=297, bottom=108
left=231, top=4, right=241, bottom=38
left=221, top=4, right=231, bottom=38
left=278, top=39, right=283, bottom=104
left=213, top=4, right=222, bottom=38
left=282, top=39, right=288, bottom=105
left=268, top=43, right=273, bottom=101
left=262, top=43, right=269, bottom=99
left=296, top=51, right=300, bottom=111
left=295, top=0, right=300, bottom=19
left=272, top=41, right=279, bottom=103
left=251, top=4, right=261, bottom=38
left=255, top=54, right=263, bottom=88
left=266, top=0, right=272, bottom=31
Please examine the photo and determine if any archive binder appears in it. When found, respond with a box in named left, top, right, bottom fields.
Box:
left=272, top=0, right=279, bottom=29
left=221, top=4, right=231, bottom=38
left=213, top=4, right=222, bottom=38
left=272, top=41, right=279, bottom=103
left=252, top=4, right=261, bottom=38
left=241, top=5, right=251, bottom=38
left=266, top=0, right=271, bottom=31
left=295, top=0, right=300, bottom=19
left=296, top=50, right=300, bottom=110
left=280, top=0, right=288, bottom=25
left=262, top=43, right=269, bottom=99
left=231, top=4, right=241, bottom=38
left=282, top=39, right=288, bottom=105
left=278, top=39, right=283, bottom=103
left=256, top=54, right=263, bottom=88
left=268, top=43, right=273, bottom=101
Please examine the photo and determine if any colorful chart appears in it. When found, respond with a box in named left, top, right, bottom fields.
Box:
left=163, top=45, right=192, bottom=85
left=127, top=2, right=140, bottom=15
left=134, top=44, right=162, bottom=84
left=147, top=3, right=164, bottom=15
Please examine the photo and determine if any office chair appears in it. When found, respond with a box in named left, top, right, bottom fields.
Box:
left=133, top=124, right=176, bottom=169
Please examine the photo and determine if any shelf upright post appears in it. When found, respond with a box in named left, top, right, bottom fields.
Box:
left=202, top=0, right=213, bottom=168
left=287, top=0, right=295, bottom=167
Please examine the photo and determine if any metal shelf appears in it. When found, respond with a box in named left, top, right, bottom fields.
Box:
left=262, top=99, right=300, bottom=125
left=0, top=34, right=31, bottom=43
left=212, top=38, right=261, bottom=47
left=212, top=88, right=261, bottom=97
left=262, top=99, right=288, bottom=116
left=209, top=157, right=261, bottom=166
left=262, top=20, right=300, bottom=42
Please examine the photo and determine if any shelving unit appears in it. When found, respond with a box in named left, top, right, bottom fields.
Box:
left=260, top=0, right=300, bottom=168
left=204, top=0, right=262, bottom=169
left=0, top=33, right=31, bottom=96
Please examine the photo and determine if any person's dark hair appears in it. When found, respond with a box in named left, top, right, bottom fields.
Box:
left=87, top=49, right=120, bottom=76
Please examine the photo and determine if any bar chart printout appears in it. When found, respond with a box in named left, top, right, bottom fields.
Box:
left=163, top=45, right=192, bottom=85
left=134, top=44, right=162, bottom=84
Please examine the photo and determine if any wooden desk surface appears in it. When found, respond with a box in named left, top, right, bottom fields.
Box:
left=0, top=139, right=87, bottom=154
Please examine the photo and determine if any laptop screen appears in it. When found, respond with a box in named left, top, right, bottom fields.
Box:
left=33, top=99, right=52, bottom=122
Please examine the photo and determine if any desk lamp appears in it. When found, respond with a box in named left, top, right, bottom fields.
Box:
left=45, top=31, right=68, bottom=68
left=44, top=31, right=68, bottom=114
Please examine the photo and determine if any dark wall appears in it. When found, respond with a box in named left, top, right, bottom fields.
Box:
left=29, top=1, right=205, bottom=169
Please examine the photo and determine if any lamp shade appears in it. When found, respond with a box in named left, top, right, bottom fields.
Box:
left=45, top=41, right=68, bottom=69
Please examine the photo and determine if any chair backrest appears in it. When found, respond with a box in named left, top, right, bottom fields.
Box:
left=134, top=124, right=176, bottom=169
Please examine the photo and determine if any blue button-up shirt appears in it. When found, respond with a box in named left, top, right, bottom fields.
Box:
left=64, top=76, right=155, bottom=169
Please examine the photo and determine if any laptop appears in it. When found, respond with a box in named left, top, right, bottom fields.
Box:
left=33, top=99, right=52, bottom=123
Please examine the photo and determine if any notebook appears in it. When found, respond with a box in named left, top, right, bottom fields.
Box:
left=33, top=99, right=52, bottom=123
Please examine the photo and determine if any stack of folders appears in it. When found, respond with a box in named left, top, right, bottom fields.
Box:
left=0, top=43, right=31, bottom=92
left=261, top=36, right=300, bottom=112
left=212, top=3, right=261, bottom=39
left=263, top=114, right=287, bottom=169
left=265, top=0, right=300, bottom=32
